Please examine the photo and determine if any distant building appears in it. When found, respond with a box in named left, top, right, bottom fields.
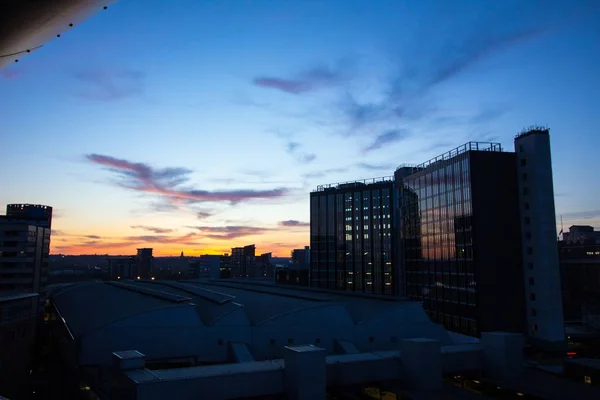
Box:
left=559, top=239, right=600, bottom=329
left=136, top=248, right=153, bottom=278
left=230, top=245, right=256, bottom=278
left=291, top=246, right=310, bottom=270
left=255, top=252, right=273, bottom=278
left=562, top=225, right=600, bottom=244
left=310, top=177, right=397, bottom=295
left=515, top=127, right=565, bottom=347
left=0, top=293, right=39, bottom=399
left=107, top=256, right=137, bottom=279
left=189, top=255, right=221, bottom=280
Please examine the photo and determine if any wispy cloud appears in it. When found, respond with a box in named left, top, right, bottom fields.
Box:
left=131, top=225, right=174, bottom=234
left=285, top=140, right=317, bottom=164
left=363, top=130, right=409, bottom=153
left=356, top=162, right=395, bottom=171
left=302, top=166, right=347, bottom=179
left=279, top=220, right=309, bottom=227
left=73, top=70, right=145, bottom=101
left=562, top=210, right=600, bottom=220
left=254, top=65, right=347, bottom=94
left=190, top=225, right=271, bottom=240
left=86, top=154, right=289, bottom=205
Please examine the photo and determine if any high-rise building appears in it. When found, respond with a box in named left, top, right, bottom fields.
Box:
left=136, top=248, right=153, bottom=278
left=397, top=142, right=525, bottom=336
left=310, top=177, right=397, bottom=295
left=230, top=245, right=256, bottom=278
left=515, top=127, right=565, bottom=346
left=0, top=204, right=52, bottom=306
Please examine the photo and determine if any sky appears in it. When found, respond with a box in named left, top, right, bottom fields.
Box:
left=1, top=0, right=599, bottom=256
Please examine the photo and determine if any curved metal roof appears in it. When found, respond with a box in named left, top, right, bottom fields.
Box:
left=0, top=0, right=115, bottom=70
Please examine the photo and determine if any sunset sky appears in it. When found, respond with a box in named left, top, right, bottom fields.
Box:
left=1, top=0, right=599, bottom=256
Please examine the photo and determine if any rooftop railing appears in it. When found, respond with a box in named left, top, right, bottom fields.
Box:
left=313, top=176, right=393, bottom=192
left=396, top=141, right=503, bottom=172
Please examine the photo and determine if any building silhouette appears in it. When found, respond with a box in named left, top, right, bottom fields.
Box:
left=310, top=177, right=397, bottom=295
left=230, top=245, right=256, bottom=278
left=135, top=248, right=153, bottom=278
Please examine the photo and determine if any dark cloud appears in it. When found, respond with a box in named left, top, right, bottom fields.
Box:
left=196, top=211, right=213, bottom=220
left=51, top=229, right=66, bottom=236
left=190, top=225, right=271, bottom=240
left=279, top=220, right=310, bottom=227
left=126, top=233, right=197, bottom=244
left=286, top=141, right=300, bottom=153
left=253, top=65, right=347, bottom=94
left=130, top=225, right=174, bottom=234
left=86, top=154, right=288, bottom=205
left=363, top=130, right=409, bottom=153
left=85, top=235, right=102, bottom=239
left=73, top=70, right=145, bottom=101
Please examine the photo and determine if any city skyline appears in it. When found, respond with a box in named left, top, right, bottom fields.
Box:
left=1, top=0, right=600, bottom=256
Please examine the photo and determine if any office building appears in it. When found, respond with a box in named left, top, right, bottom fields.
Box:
left=515, top=127, right=565, bottom=347
left=310, top=177, right=397, bottom=295
left=136, top=248, right=153, bottom=278
left=189, top=255, right=221, bottom=280
left=230, top=244, right=256, bottom=278
left=562, top=225, right=600, bottom=244
left=255, top=252, right=273, bottom=278
left=397, top=142, right=525, bottom=337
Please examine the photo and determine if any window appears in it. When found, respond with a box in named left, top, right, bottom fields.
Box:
left=527, top=247, right=533, bottom=255
left=520, top=145, right=525, bottom=153
left=524, top=202, right=530, bottom=210
left=530, top=293, right=536, bottom=301
left=523, top=187, right=529, bottom=195
left=524, top=217, right=531, bottom=225
left=529, top=277, right=535, bottom=286
left=531, top=308, right=537, bottom=317
left=520, top=158, right=527, bottom=166
left=527, top=263, right=533, bottom=270
left=522, top=173, right=528, bottom=182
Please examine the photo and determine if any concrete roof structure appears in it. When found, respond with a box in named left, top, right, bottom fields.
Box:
left=52, top=279, right=455, bottom=367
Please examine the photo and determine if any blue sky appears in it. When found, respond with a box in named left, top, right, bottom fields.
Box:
left=1, top=0, right=599, bottom=255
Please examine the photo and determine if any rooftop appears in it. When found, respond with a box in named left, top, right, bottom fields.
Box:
left=313, top=176, right=393, bottom=193
left=515, top=125, right=550, bottom=139
left=0, top=292, right=38, bottom=303
left=396, top=141, right=503, bottom=173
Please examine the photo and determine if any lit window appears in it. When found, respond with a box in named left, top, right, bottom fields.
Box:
left=585, top=376, right=592, bottom=385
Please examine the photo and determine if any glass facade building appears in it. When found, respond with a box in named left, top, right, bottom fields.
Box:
left=396, top=142, right=526, bottom=337
left=310, top=178, right=397, bottom=295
